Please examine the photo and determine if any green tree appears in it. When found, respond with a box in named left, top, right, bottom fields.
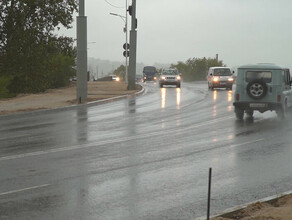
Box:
left=0, top=0, right=77, bottom=95
left=112, top=65, right=126, bottom=81
left=171, top=57, right=225, bottom=81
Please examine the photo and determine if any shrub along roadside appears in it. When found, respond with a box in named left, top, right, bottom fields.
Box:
left=0, top=77, right=15, bottom=98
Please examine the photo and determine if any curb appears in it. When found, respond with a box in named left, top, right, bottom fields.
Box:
left=194, top=190, right=292, bottom=220
left=0, top=85, right=145, bottom=118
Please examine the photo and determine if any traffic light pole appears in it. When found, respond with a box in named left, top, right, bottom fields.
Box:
left=125, top=0, right=128, bottom=83
left=77, top=0, right=88, bottom=103
left=128, top=0, right=137, bottom=90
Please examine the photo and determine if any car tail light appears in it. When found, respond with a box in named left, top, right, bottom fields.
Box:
left=236, top=93, right=240, bottom=101
left=277, top=95, right=281, bottom=102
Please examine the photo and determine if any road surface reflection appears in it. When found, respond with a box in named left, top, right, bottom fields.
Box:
left=160, top=87, right=181, bottom=109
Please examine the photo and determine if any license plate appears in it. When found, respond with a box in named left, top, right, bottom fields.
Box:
left=249, top=103, right=266, bottom=108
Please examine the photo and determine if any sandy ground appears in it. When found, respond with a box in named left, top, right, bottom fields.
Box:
left=0, top=81, right=142, bottom=115
left=0, top=81, right=291, bottom=219
left=212, top=194, right=292, bottom=220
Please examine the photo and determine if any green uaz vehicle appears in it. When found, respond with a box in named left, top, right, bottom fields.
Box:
left=233, top=64, right=292, bottom=120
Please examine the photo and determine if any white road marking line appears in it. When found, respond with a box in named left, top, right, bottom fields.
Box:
left=0, top=184, right=50, bottom=197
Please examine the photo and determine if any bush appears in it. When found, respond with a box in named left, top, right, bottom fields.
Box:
left=0, top=77, right=16, bottom=98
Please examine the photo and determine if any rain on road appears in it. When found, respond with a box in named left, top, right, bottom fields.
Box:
left=0, top=82, right=292, bottom=220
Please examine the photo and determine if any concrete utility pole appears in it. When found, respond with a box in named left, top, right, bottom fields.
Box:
left=128, top=0, right=137, bottom=90
left=76, top=0, right=88, bottom=103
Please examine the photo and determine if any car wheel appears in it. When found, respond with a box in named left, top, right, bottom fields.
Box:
left=246, top=110, right=254, bottom=117
left=160, top=84, right=163, bottom=88
left=235, top=107, right=244, bottom=120
left=177, top=83, right=181, bottom=88
left=277, top=102, right=287, bottom=119
left=246, top=79, right=267, bottom=100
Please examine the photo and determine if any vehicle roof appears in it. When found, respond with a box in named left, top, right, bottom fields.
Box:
left=238, top=63, right=287, bottom=70
left=209, top=66, right=231, bottom=70
left=163, top=68, right=177, bottom=70
left=143, top=66, right=156, bottom=69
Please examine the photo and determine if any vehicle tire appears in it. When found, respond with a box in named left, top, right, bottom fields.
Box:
left=246, top=79, right=267, bottom=100
left=177, top=83, right=181, bottom=88
left=160, top=84, right=163, bottom=88
left=246, top=110, right=254, bottom=117
left=227, top=86, right=232, bottom=90
left=235, top=107, right=244, bottom=120
left=277, top=102, right=287, bottom=119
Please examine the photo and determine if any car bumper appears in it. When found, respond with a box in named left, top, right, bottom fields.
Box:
left=160, top=80, right=180, bottom=85
left=143, top=76, right=156, bottom=81
left=233, top=102, right=282, bottom=111
left=212, top=81, right=233, bottom=88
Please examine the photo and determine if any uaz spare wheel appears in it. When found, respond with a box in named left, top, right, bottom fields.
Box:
left=246, top=79, right=268, bottom=100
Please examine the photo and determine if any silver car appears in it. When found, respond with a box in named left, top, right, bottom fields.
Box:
left=159, top=68, right=181, bottom=88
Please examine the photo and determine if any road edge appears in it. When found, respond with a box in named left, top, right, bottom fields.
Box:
left=194, top=189, right=292, bottom=220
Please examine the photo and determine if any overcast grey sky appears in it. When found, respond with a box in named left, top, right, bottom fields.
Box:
left=59, top=0, right=292, bottom=68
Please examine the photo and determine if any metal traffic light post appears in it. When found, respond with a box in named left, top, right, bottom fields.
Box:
left=109, top=10, right=129, bottom=83
left=128, top=0, right=137, bottom=90
left=76, top=0, right=87, bottom=103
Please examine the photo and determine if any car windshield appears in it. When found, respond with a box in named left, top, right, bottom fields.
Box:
left=162, top=69, right=178, bottom=75
left=213, top=68, right=232, bottom=76
left=246, top=71, right=272, bottom=83
left=143, top=66, right=156, bottom=74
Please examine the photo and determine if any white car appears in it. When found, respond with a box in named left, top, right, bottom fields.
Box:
left=109, top=75, right=120, bottom=81
left=159, top=68, right=181, bottom=88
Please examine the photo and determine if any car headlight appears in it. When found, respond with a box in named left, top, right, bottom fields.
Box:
left=154, top=76, right=157, bottom=80
left=228, top=77, right=234, bottom=81
left=213, top=77, right=219, bottom=82
left=116, top=77, right=120, bottom=82
left=176, top=76, right=181, bottom=80
left=161, top=76, right=166, bottom=80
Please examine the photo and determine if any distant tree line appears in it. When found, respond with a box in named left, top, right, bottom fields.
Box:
left=171, top=57, right=225, bottom=81
left=0, top=0, right=78, bottom=98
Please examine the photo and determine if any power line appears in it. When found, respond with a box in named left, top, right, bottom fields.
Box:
left=103, top=0, right=124, bottom=9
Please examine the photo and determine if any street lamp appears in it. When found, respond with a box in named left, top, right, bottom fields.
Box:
left=109, top=2, right=128, bottom=82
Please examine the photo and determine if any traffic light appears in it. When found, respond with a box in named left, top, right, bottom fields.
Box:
left=123, top=43, right=130, bottom=57
left=128, top=5, right=132, bottom=16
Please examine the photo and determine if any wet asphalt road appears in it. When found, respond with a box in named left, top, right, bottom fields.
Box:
left=0, top=81, right=292, bottom=220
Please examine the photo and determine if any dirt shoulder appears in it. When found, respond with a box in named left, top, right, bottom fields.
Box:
left=0, top=81, right=142, bottom=115
left=211, top=194, right=292, bottom=220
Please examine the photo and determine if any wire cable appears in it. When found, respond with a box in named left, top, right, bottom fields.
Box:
left=103, top=0, right=124, bottom=9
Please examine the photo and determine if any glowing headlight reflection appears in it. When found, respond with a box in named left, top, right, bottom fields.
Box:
left=161, top=88, right=166, bottom=109
left=213, top=90, right=217, bottom=101
left=176, top=88, right=181, bottom=108
left=228, top=90, right=232, bottom=102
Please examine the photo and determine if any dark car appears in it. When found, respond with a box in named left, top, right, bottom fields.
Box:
left=142, top=66, right=157, bottom=82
